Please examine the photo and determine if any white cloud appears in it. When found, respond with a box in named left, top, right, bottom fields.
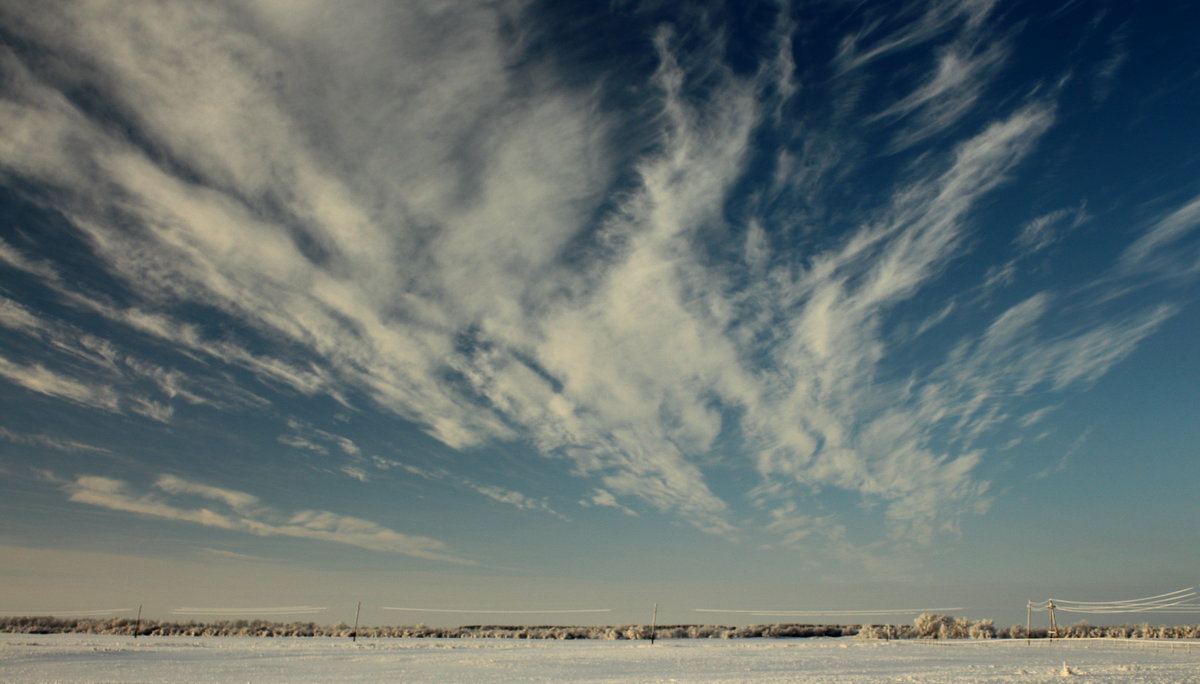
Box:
left=836, top=0, right=999, bottom=73
left=127, top=396, right=174, bottom=422
left=1092, top=24, right=1128, bottom=103
left=0, top=4, right=744, bottom=535
left=1016, top=406, right=1057, bottom=429
left=64, top=474, right=472, bottom=564
left=155, top=474, right=261, bottom=511
left=872, top=41, right=1009, bottom=150
left=0, top=296, right=49, bottom=334
left=1033, top=427, right=1092, bottom=480
left=369, top=455, right=566, bottom=519
left=0, top=354, right=121, bottom=412
left=0, top=427, right=112, bottom=455
left=1015, top=204, right=1088, bottom=255
left=0, top=237, right=61, bottom=283
left=467, top=483, right=566, bottom=520
left=1120, top=193, right=1200, bottom=279
left=0, top=1, right=1185, bottom=553
left=339, top=466, right=369, bottom=483
left=763, top=502, right=846, bottom=548
left=277, top=419, right=360, bottom=458
left=194, top=547, right=281, bottom=564
left=0, top=295, right=227, bottom=421
left=581, top=489, right=638, bottom=517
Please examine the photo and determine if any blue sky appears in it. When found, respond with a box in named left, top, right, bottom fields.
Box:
left=1, top=0, right=1198, bottom=628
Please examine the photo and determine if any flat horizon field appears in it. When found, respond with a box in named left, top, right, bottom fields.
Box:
left=3, top=634, right=1200, bottom=683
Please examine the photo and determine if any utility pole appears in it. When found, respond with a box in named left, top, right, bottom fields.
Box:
left=649, top=603, right=658, bottom=645
left=1026, top=601, right=1031, bottom=645
left=352, top=602, right=361, bottom=642
left=134, top=604, right=142, bottom=639
left=1047, top=600, right=1058, bottom=642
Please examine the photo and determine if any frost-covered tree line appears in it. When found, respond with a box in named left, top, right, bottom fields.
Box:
left=0, top=617, right=856, bottom=639
left=859, top=615, right=1200, bottom=640
left=2, top=615, right=1198, bottom=639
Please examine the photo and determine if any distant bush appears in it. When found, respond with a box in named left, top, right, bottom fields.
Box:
left=856, top=624, right=906, bottom=640
left=913, top=613, right=953, bottom=638
left=968, top=619, right=996, bottom=639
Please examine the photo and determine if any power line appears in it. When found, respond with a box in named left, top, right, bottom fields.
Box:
left=694, top=607, right=966, bottom=617
left=1030, top=588, right=1200, bottom=615
left=171, top=606, right=328, bottom=616
left=381, top=607, right=612, bottom=614
left=1041, top=588, right=1194, bottom=606
left=0, top=608, right=134, bottom=616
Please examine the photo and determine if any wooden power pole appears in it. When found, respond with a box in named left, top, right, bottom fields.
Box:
left=1047, top=600, right=1058, bottom=641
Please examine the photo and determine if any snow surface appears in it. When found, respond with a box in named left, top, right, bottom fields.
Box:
left=2, top=634, right=1199, bottom=683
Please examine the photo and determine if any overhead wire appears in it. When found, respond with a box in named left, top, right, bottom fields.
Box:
left=1046, top=588, right=1195, bottom=606
left=380, top=607, right=612, bottom=614
left=171, top=606, right=328, bottom=616
left=0, top=608, right=134, bottom=616
left=1029, top=588, right=1200, bottom=614
left=695, top=607, right=967, bottom=617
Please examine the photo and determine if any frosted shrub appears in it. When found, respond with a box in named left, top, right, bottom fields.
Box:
left=941, top=617, right=971, bottom=639
left=856, top=625, right=886, bottom=639
left=661, top=627, right=686, bottom=639
left=968, top=620, right=995, bottom=639
left=914, top=613, right=953, bottom=638
left=1107, top=625, right=1129, bottom=638
left=1062, top=621, right=1088, bottom=638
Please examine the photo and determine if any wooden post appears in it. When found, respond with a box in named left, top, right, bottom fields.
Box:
left=352, top=601, right=361, bottom=642
left=134, top=604, right=142, bottom=639
left=649, top=603, right=658, bottom=644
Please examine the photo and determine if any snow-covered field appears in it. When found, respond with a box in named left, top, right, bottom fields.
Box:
left=2, top=634, right=1199, bottom=683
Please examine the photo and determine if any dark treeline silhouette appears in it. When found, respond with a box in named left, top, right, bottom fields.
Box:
left=2, top=614, right=1198, bottom=640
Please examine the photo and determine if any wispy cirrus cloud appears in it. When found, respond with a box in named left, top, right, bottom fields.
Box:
left=1120, top=193, right=1200, bottom=279
left=580, top=489, right=639, bottom=517
left=277, top=418, right=360, bottom=458
left=0, top=237, right=61, bottom=283
left=1092, top=22, right=1129, bottom=103
left=1015, top=204, right=1089, bottom=255
left=376, top=457, right=565, bottom=520
left=0, top=427, right=112, bottom=456
left=0, top=354, right=121, bottom=413
left=0, top=0, right=1189, bottom=559
left=835, top=0, right=999, bottom=73
left=0, top=294, right=239, bottom=420
left=871, top=40, right=1010, bottom=150
left=64, top=474, right=472, bottom=564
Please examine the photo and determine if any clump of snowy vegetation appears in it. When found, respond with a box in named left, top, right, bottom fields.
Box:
left=2, top=615, right=1197, bottom=640
left=854, top=615, right=1200, bottom=641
